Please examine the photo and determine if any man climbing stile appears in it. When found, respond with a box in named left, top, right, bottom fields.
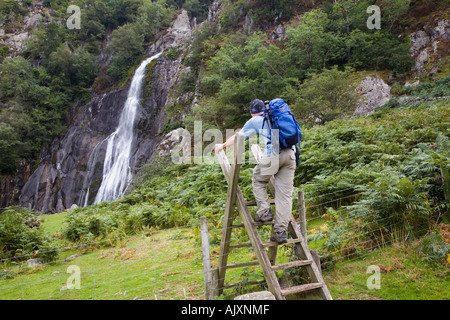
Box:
left=215, top=98, right=301, bottom=244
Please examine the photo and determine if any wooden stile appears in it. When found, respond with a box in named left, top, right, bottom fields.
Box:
left=214, top=135, right=332, bottom=300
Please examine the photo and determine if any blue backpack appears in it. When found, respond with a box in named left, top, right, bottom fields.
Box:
left=262, top=98, right=302, bottom=164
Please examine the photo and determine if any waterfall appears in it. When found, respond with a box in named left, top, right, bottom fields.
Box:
left=85, top=52, right=161, bottom=205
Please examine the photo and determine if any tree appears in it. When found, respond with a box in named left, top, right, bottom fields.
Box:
left=0, top=125, right=22, bottom=174
left=249, top=0, right=294, bottom=25
left=0, top=56, right=49, bottom=106
left=136, top=0, right=174, bottom=42
left=183, top=0, right=214, bottom=22
left=381, top=0, right=411, bottom=31
left=287, top=66, right=359, bottom=123
left=286, top=9, right=345, bottom=72
left=107, top=23, right=144, bottom=80
left=347, top=29, right=413, bottom=73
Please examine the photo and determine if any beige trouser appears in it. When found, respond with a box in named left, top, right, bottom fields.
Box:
left=252, top=148, right=296, bottom=233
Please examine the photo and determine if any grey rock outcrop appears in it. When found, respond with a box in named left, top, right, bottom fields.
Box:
left=0, top=1, right=49, bottom=57
left=207, top=0, right=224, bottom=25
left=410, top=30, right=431, bottom=56
left=271, top=24, right=287, bottom=41
left=354, top=76, right=391, bottom=116
left=243, top=14, right=254, bottom=35
left=409, top=19, right=450, bottom=75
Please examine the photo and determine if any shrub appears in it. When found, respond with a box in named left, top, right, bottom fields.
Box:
left=347, top=172, right=432, bottom=232
left=107, top=23, right=144, bottom=81
left=0, top=207, right=58, bottom=263
left=287, top=66, right=359, bottom=123
left=416, top=232, right=450, bottom=265
left=401, top=76, right=450, bottom=98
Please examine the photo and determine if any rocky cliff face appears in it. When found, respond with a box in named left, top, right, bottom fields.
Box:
left=11, top=10, right=194, bottom=213
left=409, top=19, right=450, bottom=76
left=0, top=1, right=50, bottom=58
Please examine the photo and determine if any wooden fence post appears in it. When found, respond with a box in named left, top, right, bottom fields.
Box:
left=298, top=190, right=322, bottom=274
left=298, top=190, right=307, bottom=241
left=200, top=216, right=213, bottom=300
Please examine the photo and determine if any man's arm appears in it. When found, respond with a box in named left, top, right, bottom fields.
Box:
left=215, top=116, right=258, bottom=153
left=215, top=134, right=236, bottom=153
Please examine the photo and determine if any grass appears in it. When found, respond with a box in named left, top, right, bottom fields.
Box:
left=0, top=225, right=206, bottom=300
left=323, top=243, right=450, bottom=300
left=40, top=212, right=68, bottom=236
left=1, top=211, right=448, bottom=300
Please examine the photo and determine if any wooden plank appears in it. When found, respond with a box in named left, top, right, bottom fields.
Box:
left=234, top=190, right=284, bottom=300
left=271, top=259, right=312, bottom=271
left=224, top=261, right=260, bottom=269
left=287, top=217, right=333, bottom=300
left=200, top=216, right=213, bottom=300
left=245, top=199, right=275, bottom=206
left=217, top=133, right=244, bottom=294
left=280, top=283, right=323, bottom=296
left=311, top=249, right=322, bottom=274
left=228, top=242, right=253, bottom=249
left=228, top=238, right=302, bottom=249
left=211, top=268, right=219, bottom=298
left=223, top=280, right=265, bottom=289
left=230, top=221, right=274, bottom=228
left=217, top=146, right=284, bottom=300
left=298, top=190, right=307, bottom=241
left=263, top=238, right=302, bottom=247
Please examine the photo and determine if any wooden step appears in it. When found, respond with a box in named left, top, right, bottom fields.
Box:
left=224, top=261, right=260, bottom=269
left=245, top=199, right=275, bottom=206
left=228, top=238, right=302, bottom=249
left=223, top=279, right=265, bottom=289
left=271, top=259, right=312, bottom=271
left=280, top=283, right=323, bottom=296
left=264, top=238, right=302, bottom=247
left=230, top=220, right=274, bottom=229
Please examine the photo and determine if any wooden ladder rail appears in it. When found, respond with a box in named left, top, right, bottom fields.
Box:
left=251, top=144, right=333, bottom=300
left=216, top=133, right=284, bottom=300
left=216, top=136, right=332, bottom=300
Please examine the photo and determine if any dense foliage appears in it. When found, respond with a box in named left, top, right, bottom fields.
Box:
left=184, top=0, right=417, bottom=130
left=0, top=207, right=58, bottom=263
left=56, top=99, right=449, bottom=269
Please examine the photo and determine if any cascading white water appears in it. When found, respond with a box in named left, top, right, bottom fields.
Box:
left=93, top=52, right=162, bottom=204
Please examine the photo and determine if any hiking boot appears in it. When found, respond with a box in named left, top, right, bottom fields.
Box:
left=270, top=230, right=287, bottom=244
left=255, top=209, right=273, bottom=223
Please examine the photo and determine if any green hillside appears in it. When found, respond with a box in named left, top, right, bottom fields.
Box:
left=1, top=97, right=449, bottom=299
left=0, top=0, right=449, bottom=300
